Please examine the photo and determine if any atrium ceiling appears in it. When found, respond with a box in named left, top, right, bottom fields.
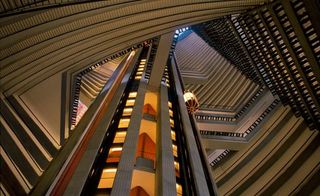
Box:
left=1, top=0, right=320, bottom=195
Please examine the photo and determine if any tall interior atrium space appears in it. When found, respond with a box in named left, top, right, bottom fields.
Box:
left=1, top=0, right=320, bottom=195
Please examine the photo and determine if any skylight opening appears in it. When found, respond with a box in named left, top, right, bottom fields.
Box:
left=174, top=27, right=190, bottom=38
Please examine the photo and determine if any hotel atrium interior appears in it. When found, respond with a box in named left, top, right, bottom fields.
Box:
left=0, top=0, right=320, bottom=195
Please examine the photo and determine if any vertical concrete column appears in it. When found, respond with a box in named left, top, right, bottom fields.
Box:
left=155, top=85, right=177, bottom=196
left=62, top=49, right=142, bottom=196
left=148, top=32, right=174, bottom=89
left=111, top=81, right=147, bottom=195
left=191, top=114, right=220, bottom=196
left=60, top=72, right=69, bottom=144
left=170, top=58, right=211, bottom=196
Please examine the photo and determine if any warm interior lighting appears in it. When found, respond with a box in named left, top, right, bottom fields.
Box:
left=130, top=169, right=155, bottom=196
left=169, top=109, right=173, bottom=117
left=171, top=130, right=176, bottom=141
left=103, top=168, right=117, bottom=173
left=109, top=147, right=122, bottom=153
left=143, top=104, right=157, bottom=116
left=174, top=161, right=180, bottom=177
left=170, top=118, right=174, bottom=127
left=135, top=76, right=142, bottom=80
left=98, top=168, right=117, bottom=188
left=176, top=183, right=182, bottom=195
left=172, top=144, right=178, bottom=157
left=119, top=118, right=130, bottom=128
left=116, top=131, right=126, bottom=136
left=174, top=161, right=179, bottom=171
left=130, top=186, right=149, bottom=196
left=139, top=119, right=157, bottom=143
left=136, top=133, right=156, bottom=163
left=168, top=101, right=172, bottom=108
left=143, top=92, right=158, bottom=115
left=114, top=131, right=127, bottom=143
left=129, top=92, right=137, bottom=98
left=123, top=108, right=133, bottom=116
left=126, top=99, right=135, bottom=106
left=107, top=147, right=122, bottom=163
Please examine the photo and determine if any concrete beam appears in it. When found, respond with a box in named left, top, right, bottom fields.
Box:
left=148, top=32, right=174, bottom=89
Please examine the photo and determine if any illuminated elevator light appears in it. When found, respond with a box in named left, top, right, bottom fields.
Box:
left=174, top=161, right=179, bottom=171
left=169, top=109, right=173, bottom=117
left=119, top=118, right=130, bottom=128
left=171, top=130, right=176, bottom=141
left=129, top=92, right=137, bottom=98
left=98, top=168, right=117, bottom=188
left=170, top=118, right=175, bottom=127
left=109, top=147, right=122, bottom=153
left=123, top=108, right=133, bottom=116
left=176, top=183, right=182, bottom=195
left=114, top=132, right=127, bottom=143
left=126, top=99, right=135, bottom=106
left=172, top=144, right=178, bottom=157
left=103, top=168, right=117, bottom=173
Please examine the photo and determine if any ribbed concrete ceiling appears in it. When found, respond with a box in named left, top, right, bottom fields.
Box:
left=2, top=1, right=318, bottom=195
left=0, top=0, right=270, bottom=95
left=175, top=32, right=260, bottom=113
left=0, top=2, right=280, bottom=195
left=0, top=0, right=88, bottom=13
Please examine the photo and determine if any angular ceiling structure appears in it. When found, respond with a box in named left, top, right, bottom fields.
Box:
left=1, top=0, right=320, bottom=195
left=175, top=31, right=260, bottom=114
